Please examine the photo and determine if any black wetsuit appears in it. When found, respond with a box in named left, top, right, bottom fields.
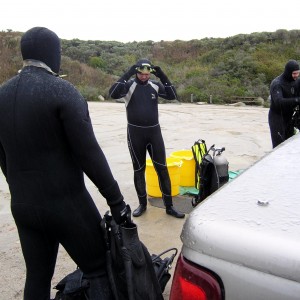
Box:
left=109, top=75, right=177, bottom=206
left=0, top=27, right=124, bottom=300
left=268, top=60, right=300, bottom=148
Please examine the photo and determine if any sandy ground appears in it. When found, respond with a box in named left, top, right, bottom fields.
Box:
left=0, top=102, right=272, bottom=299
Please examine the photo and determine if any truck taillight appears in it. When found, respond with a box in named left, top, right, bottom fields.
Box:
left=170, top=253, right=223, bottom=300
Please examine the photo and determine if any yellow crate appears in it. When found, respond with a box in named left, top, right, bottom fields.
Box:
left=170, top=150, right=196, bottom=187
left=146, top=158, right=182, bottom=197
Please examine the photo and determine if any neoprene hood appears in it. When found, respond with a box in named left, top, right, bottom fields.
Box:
left=136, top=58, right=152, bottom=67
left=21, top=27, right=61, bottom=74
left=283, top=59, right=300, bottom=82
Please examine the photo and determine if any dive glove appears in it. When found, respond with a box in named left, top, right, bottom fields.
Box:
left=121, top=64, right=137, bottom=81
left=110, top=200, right=130, bottom=224
left=153, top=66, right=170, bottom=85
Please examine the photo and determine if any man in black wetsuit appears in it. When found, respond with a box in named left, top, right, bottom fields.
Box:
left=268, top=59, right=300, bottom=148
left=0, top=27, right=128, bottom=300
left=109, top=59, right=184, bottom=219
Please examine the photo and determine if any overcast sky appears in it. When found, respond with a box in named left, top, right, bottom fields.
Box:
left=1, top=0, right=299, bottom=42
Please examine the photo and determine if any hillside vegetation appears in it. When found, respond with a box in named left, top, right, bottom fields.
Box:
left=1, top=29, right=300, bottom=104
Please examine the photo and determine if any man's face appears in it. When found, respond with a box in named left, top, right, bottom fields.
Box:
left=137, top=72, right=150, bottom=82
left=136, top=64, right=153, bottom=82
left=292, top=70, right=300, bottom=81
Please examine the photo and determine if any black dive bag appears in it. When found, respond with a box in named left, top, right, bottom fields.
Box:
left=53, top=205, right=177, bottom=300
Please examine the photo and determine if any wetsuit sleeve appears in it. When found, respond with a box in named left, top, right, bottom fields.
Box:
left=58, top=81, right=124, bottom=208
left=0, top=141, right=7, bottom=177
left=271, top=83, right=299, bottom=111
left=109, top=80, right=128, bottom=99
left=156, top=80, right=178, bottom=101
left=109, top=66, right=136, bottom=99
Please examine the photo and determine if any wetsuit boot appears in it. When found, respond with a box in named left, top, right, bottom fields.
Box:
left=133, top=196, right=147, bottom=217
left=166, top=205, right=185, bottom=218
left=133, top=204, right=147, bottom=217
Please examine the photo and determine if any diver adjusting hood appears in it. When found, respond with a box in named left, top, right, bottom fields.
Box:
left=21, top=27, right=61, bottom=74
left=135, top=58, right=153, bottom=85
left=283, top=59, right=300, bottom=82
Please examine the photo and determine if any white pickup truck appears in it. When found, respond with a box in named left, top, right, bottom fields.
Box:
left=169, top=134, right=300, bottom=300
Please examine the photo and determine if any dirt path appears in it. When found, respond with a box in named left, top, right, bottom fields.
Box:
left=0, top=102, right=272, bottom=299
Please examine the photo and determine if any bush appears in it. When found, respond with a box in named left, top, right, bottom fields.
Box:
left=78, top=86, right=102, bottom=102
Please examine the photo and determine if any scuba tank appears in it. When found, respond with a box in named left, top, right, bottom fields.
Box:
left=213, top=147, right=229, bottom=188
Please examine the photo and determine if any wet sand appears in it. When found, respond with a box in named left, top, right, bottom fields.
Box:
left=0, top=102, right=272, bottom=299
